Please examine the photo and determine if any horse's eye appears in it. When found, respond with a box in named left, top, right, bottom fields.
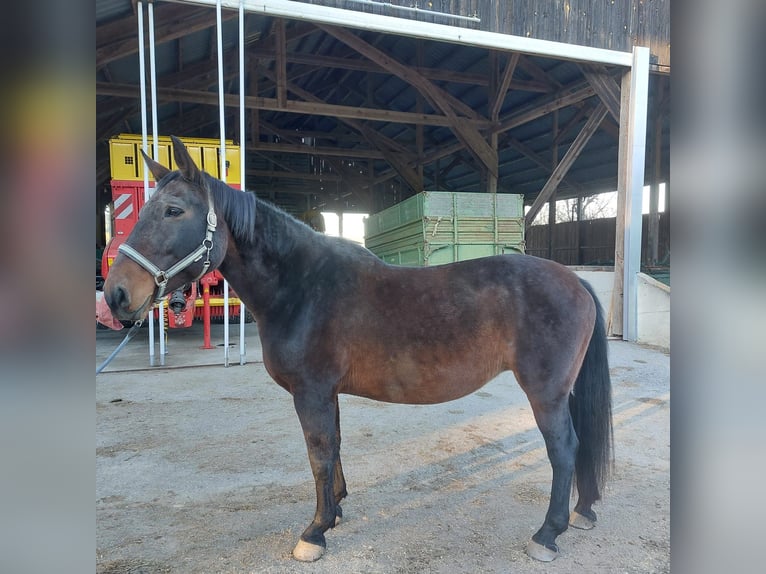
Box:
left=165, top=206, right=184, bottom=217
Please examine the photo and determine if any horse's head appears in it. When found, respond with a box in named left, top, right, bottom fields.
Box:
left=103, top=136, right=228, bottom=322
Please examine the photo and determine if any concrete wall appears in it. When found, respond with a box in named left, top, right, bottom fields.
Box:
left=571, top=267, right=670, bottom=351
left=636, top=272, right=670, bottom=351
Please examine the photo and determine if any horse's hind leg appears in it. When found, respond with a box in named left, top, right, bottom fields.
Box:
left=525, top=394, right=578, bottom=562
left=291, top=391, right=342, bottom=562
left=569, top=401, right=600, bottom=530
left=568, top=389, right=599, bottom=530
left=333, top=401, right=347, bottom=524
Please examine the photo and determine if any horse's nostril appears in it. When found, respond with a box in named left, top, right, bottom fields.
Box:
left=107, top=285, right=130, bottom=312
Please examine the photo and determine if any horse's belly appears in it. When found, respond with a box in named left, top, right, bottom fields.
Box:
left=343, top=356, right=506, bottom=405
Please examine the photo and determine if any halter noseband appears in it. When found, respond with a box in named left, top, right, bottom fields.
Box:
left=117, top=185, right=217, bottom=303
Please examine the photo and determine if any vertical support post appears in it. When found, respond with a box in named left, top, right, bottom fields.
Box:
left=612, top=47, right=649, bottom=340
left=238, top=0, right=247, bottom=365
left=215, top=0, right=230, bottom=367
left=201, top=280, right=213, bottom=349
left=416, top=41, right=424, bottom=186
left=148, top=1, right=165, bottom=366
left=548, top=109, right=558, bottom=261
left=487, top=51, right=498, bottom=195
left=649, top=77, right=665, bottom=266
left=576, top=195, right=584, bottom=265
left=137, top=1, right=155, bottom=367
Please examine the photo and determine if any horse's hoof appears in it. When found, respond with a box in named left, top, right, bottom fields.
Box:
left=569, top=510, right=596, bottom=530
left=334, top=515, right=341, bottom=527
left=293, top=539, right=325, bottom=562
left=526, top=539, right=559, bottom=562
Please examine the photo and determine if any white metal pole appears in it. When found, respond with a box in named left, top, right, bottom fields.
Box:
left=216, top=0, right=230, bottom=367
left=238, top=0, right=247, bottom=365
left=623, top=46, right=650, bottom=341
left=148, top=0, right=166, bottom=365
left=137, top=1, right=156, bottom=367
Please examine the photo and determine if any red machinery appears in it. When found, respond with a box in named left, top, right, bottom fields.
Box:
left=101, top=134, right=248, bottom=346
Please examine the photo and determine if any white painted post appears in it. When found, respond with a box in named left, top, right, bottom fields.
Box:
left=238, top=0, right=247, bottom=365
left=148, top=1, right=166, bottom=365
left=137, top=1, right=156, bottom=367
left=215, top=0, right=230, bottom=367
left=622, top=47, right=650, bottom=341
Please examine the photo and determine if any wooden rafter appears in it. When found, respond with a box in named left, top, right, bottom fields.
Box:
left=274, top=19, right=287, bottom=107
left=95, top=82, right=491, bottom=128
left=250, top=141, right=384, bottom=160
left=490, top=52, right=520, bottom=121
left=495, top=82, right=596, bottom=134
left=262, top=71, right=419, bottom=191
left=506, top=138, right=586, bottom=194
left=525, top=103, right=608, bottom=225
left=97, top=5, right=237, bottom=68
left=317, top=24, right=498, bottom=179
left=247, top=49, right=549, bottom=92
left=247, top=170, right=341, bottom=182
left=579, top=64, right=621, bottom=122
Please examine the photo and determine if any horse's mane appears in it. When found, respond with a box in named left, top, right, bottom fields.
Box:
left=204, top=173, right=259, bottom=245
left=201, top=171, right=377, bottom=265
left=204, top=172, right=317, bottom=253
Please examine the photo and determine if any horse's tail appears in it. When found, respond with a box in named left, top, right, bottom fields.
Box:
left=570, top=279, right=613, bottom=501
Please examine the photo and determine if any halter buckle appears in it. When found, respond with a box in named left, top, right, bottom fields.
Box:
left=154, top=271, right=169, bottom=288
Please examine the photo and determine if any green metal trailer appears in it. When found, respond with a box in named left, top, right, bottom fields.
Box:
left=365, top=191, right=525, bottom=266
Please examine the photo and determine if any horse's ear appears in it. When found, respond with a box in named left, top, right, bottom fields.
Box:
left=140, top=150, right=171, bottom=182
left=170, top=135, right=202, bottom=183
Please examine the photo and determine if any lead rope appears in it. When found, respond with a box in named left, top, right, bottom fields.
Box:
left=96, top=319, right=144, bottom=375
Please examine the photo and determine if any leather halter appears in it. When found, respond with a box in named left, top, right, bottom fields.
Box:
left=117, top=184, right=217, bottom=303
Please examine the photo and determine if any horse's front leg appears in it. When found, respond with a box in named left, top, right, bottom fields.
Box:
left=291, top=390, right=341, bottom=562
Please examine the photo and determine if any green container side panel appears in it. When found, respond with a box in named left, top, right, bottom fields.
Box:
left=365, top=191, right=525, bottom=267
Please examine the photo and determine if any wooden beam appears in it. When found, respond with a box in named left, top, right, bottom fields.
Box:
left=490, top=52, right=520, bottom=121
left=274, top=19, right=287, bottom=107
left=249, top=48, right=550, bottom=91
left=612, top=48, right=649, bottom=341
left=553, top=104, right=588, bottom=145
left=249, top=62, right=260, bottom=146
left=495, top=82, right=596, bottom=134
left=248, top=169, right=341, bottom=182
left=97, top=6, right=238, bottom=68
left=579, top=63, right=622, bottom=122
left=361, top=127, right=423, bottom=192
left=263, top=70, right=422, bottom=192
left=264, top=70, right=417, bottom=176
left=525, top=103, right=608, bottom=226
left=317, top=24, right=497, bottom=178
left=372, top=140, right=465, bottom=186
left=506, top=138, right=586, bottom=194
left=251, top=141, right=384, bottom=159
left=648, top=76, right=666, bottom=265
left=95, top=82, right=491, bottom=128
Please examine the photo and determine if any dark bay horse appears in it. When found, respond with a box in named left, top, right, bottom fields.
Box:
left=103, top=137, right=612, bottom=563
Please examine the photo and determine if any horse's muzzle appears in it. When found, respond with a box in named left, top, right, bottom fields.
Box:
left=104, top=284, right=151, bottom=322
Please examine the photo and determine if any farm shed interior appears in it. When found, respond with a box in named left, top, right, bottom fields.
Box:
left=96, top=0, right=670, bottom=336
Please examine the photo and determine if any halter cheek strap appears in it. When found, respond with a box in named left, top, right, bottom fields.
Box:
left=117, top=187, right=217, bottom=303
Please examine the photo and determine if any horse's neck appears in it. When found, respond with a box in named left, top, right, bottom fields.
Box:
left=219, top=200, right=314, bottom=314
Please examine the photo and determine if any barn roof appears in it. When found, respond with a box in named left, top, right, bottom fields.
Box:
left=96, top=0, right=669, bottom=216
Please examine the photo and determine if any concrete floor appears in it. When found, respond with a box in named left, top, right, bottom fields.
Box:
left=96, top=320, right=670, bottom=573
left=96, top=319, right=263, bottom=372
